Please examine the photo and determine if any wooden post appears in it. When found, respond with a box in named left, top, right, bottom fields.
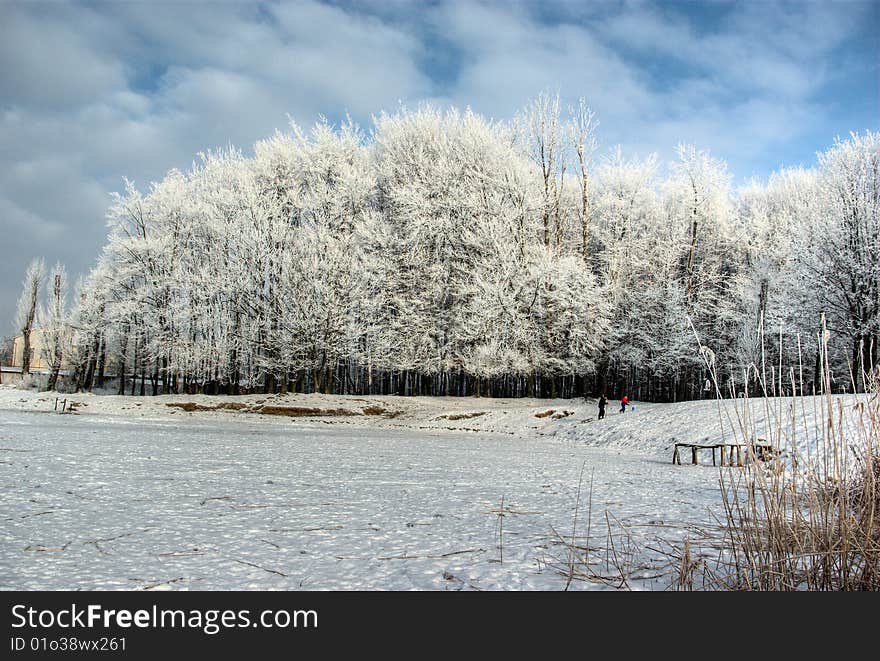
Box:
left=720, top=445, right=726, bottom=465
left=691, top=446, right=698, bottom=465
left=736, top=446, right=743, bottom=467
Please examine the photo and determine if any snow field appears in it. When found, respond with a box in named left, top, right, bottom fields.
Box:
left=2, top=387, right=873, bottom=590
left=0, top=395, right=725, bottom=590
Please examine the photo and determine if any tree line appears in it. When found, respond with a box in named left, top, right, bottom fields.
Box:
left=12, top=94, right=880, bottom=400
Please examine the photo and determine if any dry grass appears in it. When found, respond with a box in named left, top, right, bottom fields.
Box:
left=544, top=317, right=879, bottom=591
left=540, top=462, right=665, bottom=589
left=674, top=317, right=880, bottom=590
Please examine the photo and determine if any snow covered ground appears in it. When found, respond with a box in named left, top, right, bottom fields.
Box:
left=0, top=386, right=871, bottom=590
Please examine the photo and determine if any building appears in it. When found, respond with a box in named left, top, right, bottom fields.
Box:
left=12, top=329, right=47, bottom=369
left=10, top=328, right=72, bottom=370
left=2, top=329, right=76, bottom=387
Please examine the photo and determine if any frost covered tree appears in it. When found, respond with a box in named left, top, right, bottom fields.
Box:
left=567, top=98, right=599, bottom=264
left=266, top=119, right=373, bottom=393
left=787, top=131, right=880, bottom=386
left=366, top=106, right=523, bottom=392
left=0, top=336, right=13, bottom=375
left=65, top=97, right=875, bottom=400
left=732, top=168, right=819, bottom=394
left=591, top=150, right=695, bottom=399
left=517, top=92, right=567, bottom=249
left=37, top=263, right=68, bottom=391
left=14, top=257, right=46, bottom=377
left=67, top=263, right=112, bottom=393
left=663, top=145, right=741, bottom=397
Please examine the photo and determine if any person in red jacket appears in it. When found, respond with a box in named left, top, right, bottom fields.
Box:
left=620, top=395, right=629, bottom=413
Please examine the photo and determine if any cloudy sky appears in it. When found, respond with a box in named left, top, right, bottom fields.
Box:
left=1, top=0, right=878, bottom=333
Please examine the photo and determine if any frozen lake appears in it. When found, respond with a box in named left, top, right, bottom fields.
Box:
left=1, top=408, right=724, bottom=590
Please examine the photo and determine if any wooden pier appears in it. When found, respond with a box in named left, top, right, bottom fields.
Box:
left=672, top=440, right=774, bottom=466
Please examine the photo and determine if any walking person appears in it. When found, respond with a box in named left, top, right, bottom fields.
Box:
left=619, top=395, right=629, bottom=413
left=598, top=394, right=607, bottom=420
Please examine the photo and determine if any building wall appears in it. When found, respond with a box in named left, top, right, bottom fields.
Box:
left=11, top=329, right=72, bottom=370
left=12, top=330, right=48, bottom=369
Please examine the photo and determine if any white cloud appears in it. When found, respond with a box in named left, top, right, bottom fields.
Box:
left=0, top=0, right=438, bottom=328
left=425, top=0, right=872, bottom=178
left=0, top=0, right=873, bottom=330
left=0, top=4, right=128, bottom=110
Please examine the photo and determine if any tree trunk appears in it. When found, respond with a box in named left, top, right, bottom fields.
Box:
left=46, top=362, right=61, bottom=392
left=117, top=325, right=129, bottom=395
left=686, top=194, right=698, bottom=307
left=19, top=272, right=41, bottom=377
left=95, top=335, right=106, bottom=389
left=83, top=333, right=99, bottom=391
left=130, top=334, right=139, bottom=396
left=151, top=359, right=159, bottom=396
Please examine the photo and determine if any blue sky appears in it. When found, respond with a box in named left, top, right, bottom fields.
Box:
left=1, top=0, right=878, bottom=332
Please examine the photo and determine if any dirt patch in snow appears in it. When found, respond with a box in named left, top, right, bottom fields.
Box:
left=534, top=409, right=574, bottom=420
left=362, top=406, right=388, bottom=416
left=166, top=402, right=249, bottom=412
left=164, top=401, right=402, bottom=419
left=435, top=411, right=487, bottom=421
left=254, top=405, right=361, bottom=417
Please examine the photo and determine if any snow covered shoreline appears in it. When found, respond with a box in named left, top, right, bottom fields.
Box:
left=1, top=385, right=869, bottom=456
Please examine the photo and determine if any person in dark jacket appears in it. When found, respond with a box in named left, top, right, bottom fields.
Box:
left=598, top=394, right=607, bottom=419
left=620, top=395, right=629, bottom=413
